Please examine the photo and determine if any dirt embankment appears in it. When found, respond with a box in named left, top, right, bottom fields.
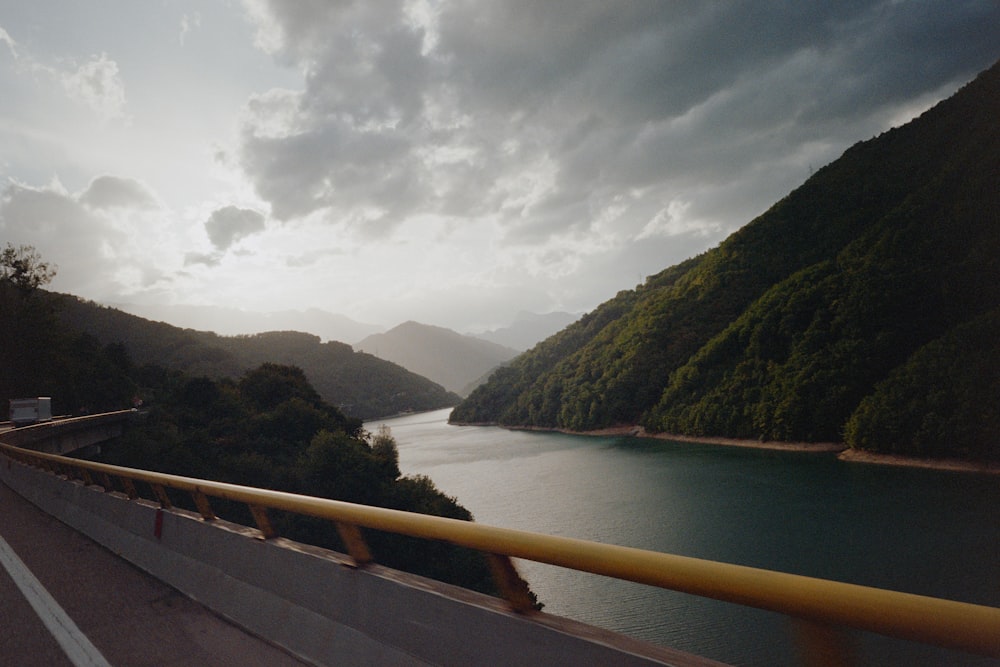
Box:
left=500, top=422, right=999, bottom=475
left=837, top=448, right=1000, bottom=475
left=542, top=424, right=843, bottom=452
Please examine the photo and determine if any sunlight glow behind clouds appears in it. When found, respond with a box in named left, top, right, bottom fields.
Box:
left=0, top=1, right=998, bottom=333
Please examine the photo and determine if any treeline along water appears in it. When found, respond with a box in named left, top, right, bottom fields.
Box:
left=368, top=409, right=1000, bottom=666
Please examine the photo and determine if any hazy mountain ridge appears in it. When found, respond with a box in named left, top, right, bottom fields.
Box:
left=469, top=311, right=580, bottom=351
left=110, top=302, right=384, bottom=344
left=57, top=300, right=460, bottom=419
left=355, top=321, right=520, bottom=396
left=451, top=61, right=1000, bottom=461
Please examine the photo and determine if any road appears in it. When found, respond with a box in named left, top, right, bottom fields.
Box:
left=0, top=480, right=312, bottom=667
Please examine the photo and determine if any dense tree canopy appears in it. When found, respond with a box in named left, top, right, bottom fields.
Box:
left=96, top=362, right=523, bottom=598
left=844, top=308, right=1000, bottom=460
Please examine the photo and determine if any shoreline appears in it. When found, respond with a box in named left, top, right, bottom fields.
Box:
left=485, top=421, right=1000, bottom=475
left=837, top=448, right=1000, bottom=476
left=643, top=430, right=846, bottom=453
left=506, top=422, right=845, bottom=452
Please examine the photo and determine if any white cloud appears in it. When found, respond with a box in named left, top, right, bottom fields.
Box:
left=0, top=176, right=203, bottom=303
left=79, top=175, right=158, bottom=210
left=0, top=25, right=128, bottom=126
left=60, top=53, right=128, bottom=123
left=0, top=24, right=17, bottom=59
left=179, top=12, right=202, bottom=46
left=638, top=200, right=696, bottom=240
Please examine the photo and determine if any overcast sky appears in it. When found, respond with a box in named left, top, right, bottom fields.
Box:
left=1, top=2, right=997, bottom=333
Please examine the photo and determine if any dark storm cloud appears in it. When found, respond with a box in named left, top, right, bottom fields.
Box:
left=239, top=1, right=435, bottom=230
left=204, top=205, right=266, bottom=250
left=238, top=1, right=999, bottom=246
left=239, top=118, right=425, bottom=223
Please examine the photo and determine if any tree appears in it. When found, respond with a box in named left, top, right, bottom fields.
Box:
left=370, top=424, right=401, bottom=479
left=1, top=244, right=60, bottom=400
left=1, top=243, right=57, bottom=294
left=239, top=363, right=321, bottom=411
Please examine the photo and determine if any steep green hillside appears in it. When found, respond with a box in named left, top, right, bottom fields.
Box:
left=57, top=299, right=460, bottom=419
left=452, top=61, right=1000, bottom=460
left=844, top=307, right=1000, bottom=460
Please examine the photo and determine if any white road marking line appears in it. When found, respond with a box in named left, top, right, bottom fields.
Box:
left=0, top=535, right=113, bottom=667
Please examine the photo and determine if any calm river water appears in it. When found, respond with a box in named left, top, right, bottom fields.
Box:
left=367, top=409, right=1000, bottom=666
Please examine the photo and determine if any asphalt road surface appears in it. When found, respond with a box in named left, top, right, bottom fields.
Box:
left=0, top=480, right=312, bottom=667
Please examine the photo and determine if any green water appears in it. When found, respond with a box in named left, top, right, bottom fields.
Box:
left=370, top=409, right=1000, bottom=666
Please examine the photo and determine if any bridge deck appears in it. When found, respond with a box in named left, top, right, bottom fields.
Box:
left=0, top=481, right=311, bottom=667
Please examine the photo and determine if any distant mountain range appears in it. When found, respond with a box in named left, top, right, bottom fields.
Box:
left=107, top=302, right=576, bottom=355
left=355, top=322, right=520, bottom=396
left=452, top=60, right=1000, bottom=462
left=56, top=297, right=581, bottom=413
left=109, top=303, right=383, bottom=344
left=98, top=304, right=578, bottom=400
left=57, top=299, right=460, bottom=419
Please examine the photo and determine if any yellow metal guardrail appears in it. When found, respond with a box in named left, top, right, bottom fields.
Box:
left=2, top=429, right=999, bottom=665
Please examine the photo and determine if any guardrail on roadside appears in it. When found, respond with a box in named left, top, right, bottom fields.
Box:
left=1, top=424, right=998, bottom=666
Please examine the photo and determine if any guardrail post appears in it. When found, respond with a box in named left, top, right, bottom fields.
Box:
left=97, top=472, right=115, bottom=492
left=793, top=619, right=855, bottom=667
left=119, top=476, right=139, bottom=500
left=334, top=522, right=373, bottom=566
left=151, top=484, right=173, bottom=509
left=487, top=554, right=536, bottom=613
left=248, top=504, right=278, bottom=539
left=190, top=490, right=216, bottom=521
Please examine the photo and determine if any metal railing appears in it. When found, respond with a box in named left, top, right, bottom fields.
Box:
left=2, top=429, right=999, bottom=665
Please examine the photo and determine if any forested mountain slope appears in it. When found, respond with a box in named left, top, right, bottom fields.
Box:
left=57, top=298, right=460, bottom=419
left=452, top=61, right=1000, bottom=460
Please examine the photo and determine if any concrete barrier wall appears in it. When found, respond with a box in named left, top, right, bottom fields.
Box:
left=1, top=456, right=718, bottom=667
